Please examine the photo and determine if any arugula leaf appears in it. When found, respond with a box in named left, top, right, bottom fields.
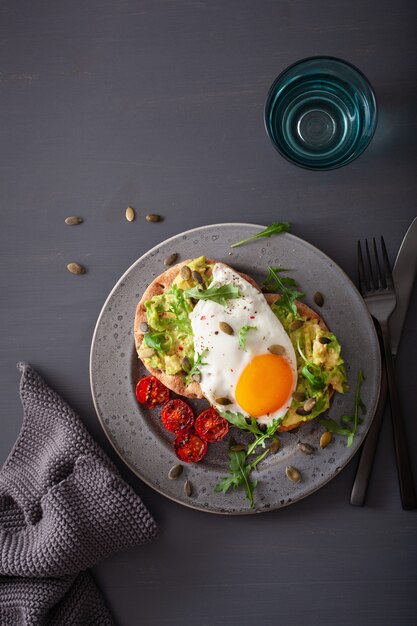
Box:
left=184, top=349, right=208, bottom=385
left=319, top=369, right=366, bottom=447
left=238, top=325, right=257, bottom=351
left=216, top=414, right=283, bottom=507
left=263, top=267, right=304, bottom=318
left=230, top=222, right=291, bottom=248
left=219, top=411, right=264, bottom=437
left=144, top=332, right=166, bottom=352
left=214, top=448, right=257, bottom=508
left=183, top=283, right=241, bottom=307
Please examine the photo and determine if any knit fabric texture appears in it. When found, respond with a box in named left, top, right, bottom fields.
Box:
left=0, top=363, right=158, bottom=625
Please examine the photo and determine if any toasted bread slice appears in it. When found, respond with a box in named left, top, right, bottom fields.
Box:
left=134, top=259, right=332, bottom=431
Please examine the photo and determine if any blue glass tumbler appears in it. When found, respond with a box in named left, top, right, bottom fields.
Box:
left=264, top=57, right=378, bottom=170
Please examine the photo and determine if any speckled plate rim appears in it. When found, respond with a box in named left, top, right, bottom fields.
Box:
left=90, top=223, right=381, bottom=515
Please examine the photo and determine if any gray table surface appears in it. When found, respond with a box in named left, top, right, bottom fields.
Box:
left=1, top=1, right=417, bottom=625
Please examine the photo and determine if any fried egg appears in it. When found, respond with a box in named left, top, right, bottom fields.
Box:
left=189, top=263, right=297, bottom=425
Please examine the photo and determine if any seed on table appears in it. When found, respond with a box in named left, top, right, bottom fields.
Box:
left=215, top=397, right=232, bottom=406
left=286, top=465, right=301, bottom=483
left=66, top=262, right=86, bottom=275
left=140, top=322, right=149, bottom=333
left=303, top=397, right=317, bottom=413
left=230, top=443, right=246, bottom=452
left=319, top=336, right=332, bottom=344
left=268, top=344, right=285, bottom=355
left=164, top=253, right=178, bottom=266
left=293, top=390, right=306, bottom=402
left=289, top=319, right=304, bottom=331
left=180, top=265, right=192, bottom=280
left=269, top=438, right=280, bottom=454
left=192, top=270, right=203, bottom=284
left=146, top=213, right=161, bottom=222
left=184, top=480, right=193, bottom=497
left=125, top=206, right=135, bottom=222
left=219, top=321, right=234, bottom=335
left=314, top=292, right=324, bottom=307
left=298, top=442, right=314, bottom=455
left=168, top=464, right=183, bottom=480
left=320, top=431, right=333, bottom=448
left=64, top=216, right=83, bottom=225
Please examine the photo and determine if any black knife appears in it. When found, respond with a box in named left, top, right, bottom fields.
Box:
left=350, top=217, right=417, bottom=507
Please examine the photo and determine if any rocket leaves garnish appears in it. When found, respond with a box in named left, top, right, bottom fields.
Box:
left=263, top=267, right=304, bottom=318
left=319, top=369, right=366, bottom=447
left=238, top=325, right=257, bottom=351
left=230, top=222, right=291, bottom=248
left=184, top=349, right=208, bottom=385
left=215, top=413, right=282, bottom=507
left=183, top=283, right=241, bottom=307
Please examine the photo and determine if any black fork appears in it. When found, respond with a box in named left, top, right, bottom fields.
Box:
left=357, top=237, right=416, bottom=510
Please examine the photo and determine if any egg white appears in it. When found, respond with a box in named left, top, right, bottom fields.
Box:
left=189, top=263, right=297, bottom=425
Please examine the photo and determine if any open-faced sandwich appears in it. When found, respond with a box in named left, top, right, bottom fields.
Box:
left=134, top=256, right=347, bottom=433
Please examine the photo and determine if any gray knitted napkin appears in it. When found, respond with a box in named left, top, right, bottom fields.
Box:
left=0, top=363, right=158, bottom=625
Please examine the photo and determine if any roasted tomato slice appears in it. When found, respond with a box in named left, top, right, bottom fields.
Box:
left=161, top=399, right=194, bottom=434
left=136, top=376, right=169, bottom=408
left=174, top=428, right=207, bottom=463
left=195, top=408, right=229, bottom=443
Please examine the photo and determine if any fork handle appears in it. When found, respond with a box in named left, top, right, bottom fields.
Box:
left=380, top=320, right=417, bottom=510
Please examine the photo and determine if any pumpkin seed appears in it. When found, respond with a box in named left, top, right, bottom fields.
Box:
left=286, top=465, right=301, bottom=483
left=219, top=321, right=234, bottom=335
left=181, top=356, right=191, bottom=372
left=67, top=262, right=86, bottom=275
left=298, top=442, right=314, bottom=455
left=269, top=438, right=280, bottom=454
left=64, top=216, right=83, bottom=225
left=168, top=464, right=183, bottom=480
left=140, top=322, right=149, bottom=333
left=268, top=344, right=285, bottom=355
left=141, top=347, right=155, bottom=358
left=320, top=431, right=333, bottom=449
left=164, top=252, right=178, bottom=266
left=296, top=407, right=311, bottom=416
left=292, top=390, right=306, bottom=402
left=319, top=336, right=331, bottom=344
left=303, top=397, right=317, bottom=413
left=180, top=265, right=191, bottom=280
left=146, top=213, right=161, bottom=222
left=192, top=270, right=203, bottom=284
left=215, top=397, right=232, bottom=406
left=314, top=291, right=324, bottom=307
left=125, top=206, right=135, bottom=222
left=184, top=480, right=193, bottom=497
left=289, top=319, right=304, bottom=331
left=230, top=443, right=246, bottom=452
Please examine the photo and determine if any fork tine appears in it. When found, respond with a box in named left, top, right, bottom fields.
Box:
left=365, top=238, right=375, bottom=290
left=380, top=236, right=394, bottom=288
left=373, top=237, right=385, bottom=288
left=357, top=241, right=368, bottom=292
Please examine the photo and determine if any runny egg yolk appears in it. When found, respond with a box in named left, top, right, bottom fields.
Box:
left=235, top=353, right=294, bottom=417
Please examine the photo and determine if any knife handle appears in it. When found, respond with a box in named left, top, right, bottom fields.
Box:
left=380, top=321, right=417, bottom=510
left=350, top=356, right=387, bottom=506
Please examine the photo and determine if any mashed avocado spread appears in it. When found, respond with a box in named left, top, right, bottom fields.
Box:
left=138, top=257, right=347, bottom=424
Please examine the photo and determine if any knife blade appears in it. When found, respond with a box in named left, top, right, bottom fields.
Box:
left=390, top=217, right=417, bottom=355
left=350, top=216, right=417, bottom=506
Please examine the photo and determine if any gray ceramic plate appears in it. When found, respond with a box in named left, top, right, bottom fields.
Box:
left=90, top=223, right=381, bottom=514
